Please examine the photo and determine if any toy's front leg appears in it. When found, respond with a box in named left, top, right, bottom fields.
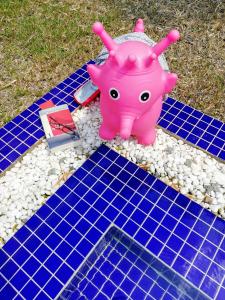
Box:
left=99, top=121, right=117, bottom=140
left=137, top=127, right=157, bottom=145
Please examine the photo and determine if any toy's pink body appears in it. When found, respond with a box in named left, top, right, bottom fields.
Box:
left=88, top=19, right=180, bottom=145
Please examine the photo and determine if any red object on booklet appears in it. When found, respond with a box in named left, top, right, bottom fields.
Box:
left=39, top=101, right=80, bottom=151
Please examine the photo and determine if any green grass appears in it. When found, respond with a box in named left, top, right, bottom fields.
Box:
left=0, top=0, right=224, bottom=126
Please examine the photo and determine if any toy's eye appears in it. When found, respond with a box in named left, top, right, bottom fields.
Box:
left=109, top=88, right=120, bottom=100
left=139, top=91, right=151, bottom=102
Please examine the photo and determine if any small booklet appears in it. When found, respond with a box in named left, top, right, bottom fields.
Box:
left=39, top=101, right=80, bottom=151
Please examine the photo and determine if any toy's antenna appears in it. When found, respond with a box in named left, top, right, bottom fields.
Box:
left=133, top=19, right=145, bottom=33
left=92, top=22, right=117, bottom=51
left=152, top=30, right=180, bottom=57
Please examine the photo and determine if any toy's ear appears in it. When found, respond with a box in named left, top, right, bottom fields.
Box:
left=164, top=72, right=178, bottom=93
left=87, top=64, right=101, bottom=86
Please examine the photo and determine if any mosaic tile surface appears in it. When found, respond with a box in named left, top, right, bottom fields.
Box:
left=0, top=61, right=225, bottom=174
left=1, top=145, right=225, bottom=300
left=60, top=226, right=208, bottom=300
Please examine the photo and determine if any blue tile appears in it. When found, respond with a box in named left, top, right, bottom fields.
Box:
left=3, top=238, right=20, bottom=256
left=192, top=109, right=203, bottom=118
left=191, top=127, right=204, bottom=136
left=131, top=209, right=146, bottom=224
left=217, top=287, right=225, bottom=300
left=138, top=199, right=153, bottom=214
left=187, top=115, right=198, bottom=125
left=55, top=220, right=72, bottom=238
left=139, top=274, right=153, bottom=292
left=104, top=206, right=118, bottom=221
left=147, top=237, right=163, bottom=255
left=26, top=214, right=42, bottom=230
left=208, top=263, right=224, bottom=284
left=23, top=256, right=41, bottom=276
left=45, top=254, right=63, bottom=273
left=200, top=209, right=215, bottom=225
left=169, top=106, right=180, bottom=115
left=122, top=203, right=135, bottom=217
left=155, top=226, right=170, bottom=243
left=1, top=260, right=19, bottom=280
left=0, top=158, right=11, bottom=171
left=164, top=186, right=178, bottom=200
left=150, top=207, right=164, bottom=222
left=153, top=180, right=167, bottom=193
left=174, top=223, right=189, bottom=240
left=135, top=228, right=150, bottom=245
left=162, top=215, right=177, bottom=231
left=75, top=219, right=91, bottom=235
left=164, top=113, right=175, bottom=122
left=180, top=211, right=196, bottom=227
left=150, top=284, right=164, bottom=298
left=207, top=228, right=223, bottom=246
left=201, top=277, right=218, bottom=299
left=186, top=133, right=199, bottom=144
left=13, top=247, right=29, bottom=265
left=167, top=234, right=183, bottom=252
left=0, top=284, right=17, bottom=300
left=137, top=183, right=150, bottom=197
left=213, top=218, right=225, bottom=234
left=166, top=97, right=176, bottom=105
left=169, top=204, right=184, bottom=219
left=44, top=277, right=63, bottom=299
left=143, top=217, right=158, bottom=234
left=208, top=144, right=220, bottom=155
left=211, top=119, right=223, bottom=129
left=215, top=250, right=225, bottom=268
left=2, top=132, right=14, bottom=142
left=65, top=230, right=82, bottom=247
left=0, top=273, right=6, bottom=287
left=66, top=249, right=83, bottom=270
left=194, top=219, right=209, bottom=237
left=10, top=270, right=29, bottom=291
left=55, top=263, right=74, bottom=284
left=33, top=267, right=51, bottom=287
left=187, top=231, right=203, bottom=249
left=197, top=120, right=208, bottom=130
left=219, top=150, right=225, bottom=160
left=180, top=244, right=197, bottom=262
left=168, top=124, right=179, bottom=133
left=145, top=189, right=160, bottom=203
left=36, top=223, right=52, bottom=240
left=200, top=240, right=217, bottom=259
left=13, top=115, right=24, bottom=124
left=86, top=227, right=102, bottom=245
left=158, top=119, right=169, bottom=128
left=6, top=151, right=20, bottom=162
left=114, top=214, right=127, bottom=227
left=213, top=137, right=224, bottom=148
left=173, top=256, right=190, bottom=276
left=1, top=144, right=12, bottom=155
left=202, top=114, right=212, bottom=123
left=159, top=247, right=176, bottom=266
left=34, top=244, right=51, bottom=262
left=123, top=220, right=139, bottom=237
left=33, top=129, right=44, bottom=139
left=173, top=117, right=184, bottom=127
left=14, top=227, right=31, bottom=244
left=187, top=266, right=204, bottom=287
left=45, top=232, right=62, bottom=250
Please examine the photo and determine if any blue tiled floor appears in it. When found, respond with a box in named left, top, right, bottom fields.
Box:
left=0, top=145, right=225, bottom=299
left=60, top=226, right=209, bottom=300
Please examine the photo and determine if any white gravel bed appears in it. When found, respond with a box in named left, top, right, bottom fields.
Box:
left=0, top=100, right=225, bottom=247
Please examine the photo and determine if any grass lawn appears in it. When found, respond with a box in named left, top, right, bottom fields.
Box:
left=0, top=0, right=224, bottom=126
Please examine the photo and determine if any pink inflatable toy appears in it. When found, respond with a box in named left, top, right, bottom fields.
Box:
left=87, top=19, right=180, bottom=145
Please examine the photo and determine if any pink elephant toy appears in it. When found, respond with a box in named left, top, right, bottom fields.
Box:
left=87, top=19, right=180, bottom=145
